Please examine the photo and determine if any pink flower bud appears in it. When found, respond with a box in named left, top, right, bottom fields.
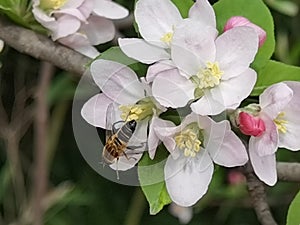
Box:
left=227, top=170, right=246, bottom=185
left=238, top=112, right=266, bottom=137
left=224, top=16, right=266, bottom=47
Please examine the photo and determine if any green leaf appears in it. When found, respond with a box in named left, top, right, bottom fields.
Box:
left=213, top=0, right=275, bottom=70
left=251, top=60, right=300, bottom=96
left=96, top=46, right=147, bottom=77
left=138, top=146, right=171, bottom=215
left=287, top=190, right=300, bottom=225
left=171, top=0, right=194, bottom=18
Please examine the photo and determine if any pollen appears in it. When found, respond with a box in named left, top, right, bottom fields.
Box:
left=175, top=128, right=202, bottom=158
left=160, top=32, right=173, bottom=45
left=191, top=62, right=223, bottom=90
left=40, top=0, right=67, bottom=10
left=119, top=98, right=155, bottom=121
left=274, top=112, right=288, bottom=133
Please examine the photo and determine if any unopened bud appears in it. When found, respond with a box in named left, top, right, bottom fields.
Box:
left=238, top=112, right=266, bottom=137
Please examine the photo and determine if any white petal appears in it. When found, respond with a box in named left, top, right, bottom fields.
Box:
left=54, top=8, right=87, bottom=21
left=93, top=0, right=129, bottom=19
left=135, top=0, right=182, bottom=48
left=190, top=90, right=226, bottom=116
left=165, top=153, right=213, bottom=207
left=62, top=0, right=85, bottom=9
left=81, top=93, right=113, bottom=128
left=216, top=26, right=259, bottom=80
left=152, top=69, right=194, bottom=108
left=206, top=120, right=248, bottom=166
left=119, top=38, right=170, bottom=64
left=52, top=14, right=81, bottom=40
left=249, top=113, right=278, bottom=156
left=211, top=68, right=257, bottom=109
left=146, top=60, right=176, bottom=83
left=78, top=0, right=93, bottom=18
left=81, top=16, right=115, bottom=45
left=171, top=19, right=217, bottom=76
left=189, top=0, right=216, bottom=28
left=58, top=33, right=99, bottom=58
left=260, top=82, right=293, bottom=119
left=109, top=152, right=143, bottom=171
left=90, top=59, right=145, bottom=104
left=129, top=119, right=149, bottom=146
left=249, top=143, right=277, bottom=186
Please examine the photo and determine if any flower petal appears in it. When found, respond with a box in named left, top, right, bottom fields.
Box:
left=260, top=82, right=293, bottom=119
left=58, top=33, right=99, bottom=58
left=152, top=69, right=194, bottom=108
left=52, top=14, right=81, bottom=40
left=188, top=0, right=216, bottom=28
left=135, top=0, right=182, bottom=48
left=80, top=16, right=115, bottom=45
left=249, top=113, right=278, bottom=156
left=93, top=0, right=129, bottom=19
left=146, top=60, right=176, bottom=83
left=206, top=120, right=248, bottom=166
left=249, top=143, right=277, bottom=186
left=211, top=68, right=257, bottom=109
left=109, top=152, right=143, bottom=171
left=81, top=93, right=113, bottom=128
left=216, top=26, right=258, bottom=80
left=119, top=38, right=170, bottom=64
left=165, top=153, right=214, bottom=207
left=90, top=59, right=145, bottom=104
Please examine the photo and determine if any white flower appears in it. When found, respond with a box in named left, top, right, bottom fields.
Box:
left=32, top=0, right=128, bottom=58
left=155, top=113, right=248, bottom=206
left=119, top=0, right=216, bottom=64
left=81, top=59, right=166, bottom=170
left=246, top=82, right=300, bottom=185
left=151, top=19, right=259, bottom=115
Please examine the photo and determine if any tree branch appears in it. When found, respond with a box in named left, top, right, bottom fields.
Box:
left=243, top=162, right=278, bottom=225
left=277, top=162, right=300, bottom=182
left=0, top=17, right=90, bottom=76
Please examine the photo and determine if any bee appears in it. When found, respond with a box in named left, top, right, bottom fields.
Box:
left=102, top=104, right=142, bottom=179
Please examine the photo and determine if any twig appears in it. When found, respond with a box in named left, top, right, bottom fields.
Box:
left=32, top=61, right=54, bottom=225
left=243, top=162, right=278, bottom=225
left=0, top=17, right=90, bottom=76
left=277, top=162, right=300, bottom=182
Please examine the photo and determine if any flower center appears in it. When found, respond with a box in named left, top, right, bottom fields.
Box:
left=190, top=62, right=223, bottom=92
left=119, top=97, right=155, bottom=121
left=174, top=124, right=203, bottom=158
left=40, top=0, right=67, bottom=10
left=160, top=32, right=173, bottom=45
left=274, top=112, right=288, bottom=133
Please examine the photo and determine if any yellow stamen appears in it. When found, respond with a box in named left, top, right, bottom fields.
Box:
left=40, top=0, right=67, bottom=10
left=161, top=32, right=173, bottom=45
left=274, top=112, right=288, bottom=133
left=175, top=128, right=202, bottom=158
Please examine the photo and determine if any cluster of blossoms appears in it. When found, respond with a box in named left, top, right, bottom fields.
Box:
left=81, top=0, right=300, bottom=207
left=32, top=0, right=129, bottom=58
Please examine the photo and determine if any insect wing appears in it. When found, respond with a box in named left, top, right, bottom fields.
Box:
left=105, top=103, right=114, bottom=140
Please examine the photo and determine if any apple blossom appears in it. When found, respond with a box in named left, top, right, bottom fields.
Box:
left=151, top=19, right=259, bottom=116
left=238, top=82, right=300, bottom=185
left=224, top=16, right=267, bottom=47
left=238, top=111, right=266, bottom=137
left=81, top=59, right=166, bottom=170
left=155, top=113, right=248, bottom=206
left=32, top=0, right=129, bottom=58
left=119, top=0, right=216, bottom=64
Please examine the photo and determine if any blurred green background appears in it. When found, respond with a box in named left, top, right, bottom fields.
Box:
left=0, top=0, right=299, bottom=224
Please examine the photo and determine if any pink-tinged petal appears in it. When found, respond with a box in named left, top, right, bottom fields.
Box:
left=52, top=15, right=81, bottom=40
left=284, top=81, right=300, bottom=110
left=154, top=123, right=178, bottom=157
left=278, top=108, right=300, bottom=150
left=32, top=7, right=58, bottom=31
left=188, top=0, right=216, bottom=28
left=54, top=8, right=87, bottom=21
left=224, top=16, right=266, bottom=47
left=211, top=68, right=257, bottom=109
left=260, top=82, right=293, bottom=119
left=81, top=93, right=113, bottom=129
left=148, top=117, right=175, bottom=159
left=216, top=26, right=258, bottom=80
left=172, top=19, right=217, bottom=75
left=190, top=90, right=226, bottom=116
left=93, top=0, right=129, bottom=19
left=135, top=0, right=182, bottom=48
left=146, top=61, right=176, bottom=83
left=119, top=38, right=170, bottom=64
left=249, top=113, right=278, bottom=156
left=90, top=59, right=145, bottom=104
left=62, top=0, right=85, bottom=9
left=152, top=69, right=194, bottom=108
left=78, top=0, right=93, bottom=18
left=58, top=33, right=99, bottom=58
left=249, top=143, right=277, bottom=186
left=238, top=112, right=266, bottom=137
left=165, top=153, right=213, bottom=207
left=81, top=16, right=115, bottom=45
left=204, top=119, right=248, bottom=166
